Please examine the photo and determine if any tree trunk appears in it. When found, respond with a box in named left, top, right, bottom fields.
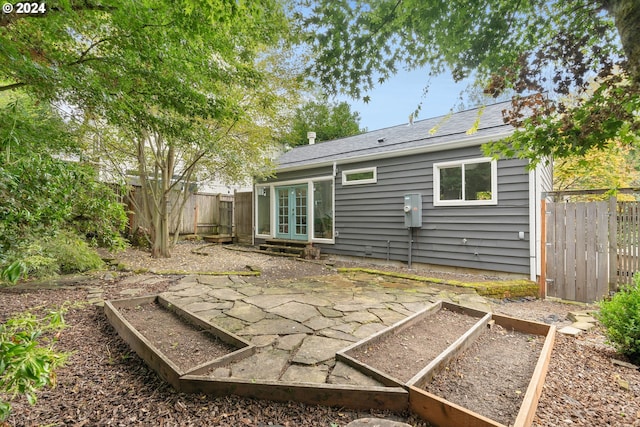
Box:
left=604, top=0, right=640, bottom=81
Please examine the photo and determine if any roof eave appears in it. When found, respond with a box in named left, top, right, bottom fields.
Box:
left=274, top=131, right=514, bottom=174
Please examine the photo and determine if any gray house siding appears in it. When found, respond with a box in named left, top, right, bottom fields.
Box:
left=314, top=146, right=531, bottom=274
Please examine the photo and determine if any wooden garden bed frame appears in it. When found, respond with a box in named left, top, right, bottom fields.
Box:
left=408, top=313, right=556, bottom=427
left=104, top=295, right=408, bottom=411
left=105, top=297, right=554, bottom=425
left=336, top=301, right=491, bottom=388
left=104, top=295, right=255, bottom=390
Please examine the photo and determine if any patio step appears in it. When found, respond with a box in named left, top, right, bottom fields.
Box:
left=258, top=239, right=319, bottom=259
left=258, top=243, right=305, bottom=256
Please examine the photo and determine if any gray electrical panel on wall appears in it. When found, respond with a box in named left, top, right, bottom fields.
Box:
left=403, top=193, right=422, bottom=227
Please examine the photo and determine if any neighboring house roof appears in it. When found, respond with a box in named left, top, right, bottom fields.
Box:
left=277, top=101, right=516, bottom=172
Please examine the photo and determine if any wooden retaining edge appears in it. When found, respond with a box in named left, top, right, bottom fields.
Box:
left=503, top=316, right=556, bottom=427
left=336, top=301, right=490, bottom=389
left=407, top=312, right=491, bottom=388
left=179, top=376, right=408, bottom=411
left=409, top=314, right=556, bottom=427
left=104, top=295, right=255, bottom=391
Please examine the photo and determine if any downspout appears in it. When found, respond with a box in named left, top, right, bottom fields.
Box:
left=529, top=167, right=538, bottom=282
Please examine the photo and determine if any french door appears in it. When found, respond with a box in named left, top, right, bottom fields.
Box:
left=275, top=185, right=308, bottom=240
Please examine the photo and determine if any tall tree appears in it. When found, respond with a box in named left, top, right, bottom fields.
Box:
left=553, top=141, right=640, bottom=201
left=298, top=0, right=640, bottom=163
left=284, top=100, right=364, bottom=146
left=1, top=0, right=295, bottom=258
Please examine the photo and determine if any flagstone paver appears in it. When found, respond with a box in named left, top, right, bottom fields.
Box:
left=225, top=302, right=267, bottom=323
left=292, top=336, right=352, bottom=365
left=317, top=306, right=344, bottom=318
left=281, top=364, right=330, bottom=383
left=304, top=315, right=340, bottom=331
left=243, top=294, right=297, bottom=309
left=240, top=318, right=312, bottom=336
left=171, top=286, right=211, bottom=297
left=276, top=333, right=307, bottom=351
left=401, top=301, right=432, bottom=313
left=236, top=286, right=264, bottom=297
left=230, top=349, right=290, bottom=380
left=250, top=335, right=278, bottom=348
left=182, top=301, right=224, bottom=313
left=353, top=323, right=388, bottom=339
left=209, top=316, right=246, bottom=333
left=195, top=275, right=232, bottom=286
left=369, top=308, right=406, bottom=326
left=270, top=301, right=319, bottom=323
left=328, top=361, right=384, bottom=387
left=207, top=288, right=245, bottom=301
left=342, top=311, right=381, bottom=324
left=290, top=294, right=333, bottom=307
left=318, top=329, right=359, bottom=342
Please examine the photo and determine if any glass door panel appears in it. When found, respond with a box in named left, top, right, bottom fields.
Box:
left=275, top=185, right=308, bottom=240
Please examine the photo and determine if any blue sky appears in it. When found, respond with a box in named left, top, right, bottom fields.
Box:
left=337, top=68, right=473, bottom=132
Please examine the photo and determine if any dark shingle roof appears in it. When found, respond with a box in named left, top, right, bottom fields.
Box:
left=277, top=101, right=515, bottom=171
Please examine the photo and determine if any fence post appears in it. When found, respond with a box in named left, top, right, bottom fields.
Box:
left=194, top=204, right=199, bottom=236
left=608, top=197, right=617, bottom=292
left=539, top=199, right=547, bottom=299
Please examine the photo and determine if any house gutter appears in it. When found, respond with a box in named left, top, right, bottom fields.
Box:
left=275, top=132, right=513, bottom=174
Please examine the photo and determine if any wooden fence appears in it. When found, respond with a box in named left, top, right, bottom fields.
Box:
left=234, top=191, right=253, bottom=244
left=544, top=198, right=640, bottom=303
left=127, top=187, right=234, bottom=236
left=617, top=201, right=640, bottom=285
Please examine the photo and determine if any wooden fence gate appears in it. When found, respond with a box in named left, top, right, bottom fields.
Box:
left=234, top=191, right=253, bottom=244
left=544, top=198, right=640, bottom=303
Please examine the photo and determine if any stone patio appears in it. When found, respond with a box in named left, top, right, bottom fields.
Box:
left=159, top=271, right=493, bottom=385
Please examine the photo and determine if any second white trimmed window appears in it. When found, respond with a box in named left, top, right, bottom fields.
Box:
left=342, top=167, right=377, bottom=185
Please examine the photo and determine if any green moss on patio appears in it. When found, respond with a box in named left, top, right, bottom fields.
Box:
left=150, top=270, right=261, bottom=276
left=337, top=268, right=538, bottom=299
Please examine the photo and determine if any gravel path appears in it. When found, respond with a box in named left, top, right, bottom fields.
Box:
left=1, top=243, right=639, bottom=426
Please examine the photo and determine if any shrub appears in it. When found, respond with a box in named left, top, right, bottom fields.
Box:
left=43, top=231, right=104, bottom=274
left=597, top=273, right=640, bottom=364
left=1, top=232, right=104, bottom=283
left=0, top=306, right=69, bottom=421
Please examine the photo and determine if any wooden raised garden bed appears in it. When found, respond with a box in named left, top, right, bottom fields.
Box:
left=105, top=295, right=408, bottom=411
left=337, top=301, right=491, bottom=387
left=409, top=314, right=556, bottom=427
left=104, top=295, right=255, bottom=390
left=105, top=296, right=554, bottom=424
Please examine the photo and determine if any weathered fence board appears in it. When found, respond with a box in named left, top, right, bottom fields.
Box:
left=127, top=187, right=235, bottom=237
left=546, top=201, right=610, bottom=303
left=617, top=202, right=640, bottom=286
left=234, top=191, right=253, bottom=244
left=545, top=199, right=640, bottom=303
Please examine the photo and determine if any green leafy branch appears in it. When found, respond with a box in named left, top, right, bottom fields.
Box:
left=0, top=306, right=70, bottom=421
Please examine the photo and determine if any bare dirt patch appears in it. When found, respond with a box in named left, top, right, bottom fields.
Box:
left=424, top=324, right=544, bottom=425
left=348, top=308, right=480, bottom=383
left=119, top=301, right=237, bottom=371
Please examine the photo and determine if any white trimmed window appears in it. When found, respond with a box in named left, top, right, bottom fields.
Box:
left=342, top=167, right=377, bottom=185
left=433, top=158, right=497, bottom=206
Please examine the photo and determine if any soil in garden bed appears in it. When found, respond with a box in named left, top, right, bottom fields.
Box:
left=424, top=324, right=544, bottom=426
left=119, top=302, right=237, bottom=371
left=347, top=308, right=481, bottom=382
